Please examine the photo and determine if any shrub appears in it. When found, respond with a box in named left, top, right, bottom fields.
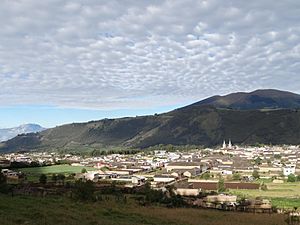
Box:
left=232, top=173, right=241, bottom=181
left=72, top=180, right=95, bottom=201
left=0, top=170, right=9, bottom=194
left=217, top=178, right=226, bottom=193
left=252, top=170, right=260, bottom=179
left=39, top=174, right=47, bottom=184
left=51, top=174, right=57, bottom=184
left=260, top=182, right=268, bottom=191
left=201, top=172, right=210, bottom=180
left=287, top=174, right=296, bottom=182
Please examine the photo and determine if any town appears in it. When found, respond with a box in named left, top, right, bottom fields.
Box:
left=1, top=141, right=300, bottom=215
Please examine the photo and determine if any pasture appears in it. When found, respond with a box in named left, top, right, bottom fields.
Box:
left=12, top=164, right=97, bottom=183
left=229, top=182, right=300, bottom=198
left=229, top=182, right=300, bottom=209
left=17, top=164, right=97, bottom=175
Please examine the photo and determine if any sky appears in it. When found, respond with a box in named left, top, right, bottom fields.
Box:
left=0, top=0, right=300, bottom=128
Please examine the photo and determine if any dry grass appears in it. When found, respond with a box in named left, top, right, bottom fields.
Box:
left=0, top=194, right=286, bottom=225
left=229, top=182, right=300, bottom=209
left=229, top=182, right=300, bottom=198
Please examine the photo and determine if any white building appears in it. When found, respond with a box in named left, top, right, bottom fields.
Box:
left=283, top=165, right=296, bottom=176
left=153, top=175, right=175, bottom=183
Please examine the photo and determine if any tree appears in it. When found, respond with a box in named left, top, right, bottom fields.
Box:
left=0, top=175, right=5, bottom=185
left=287, top=174, right=296, bottom=182
left=51, top=174, right=58, bottom=184
left=39, top=174, right=47, bottom=184
left=260, top=182, right=268, bottom=191
left=166, top=144, right=174, bottom=152
left=81, top=168, right=87, bottom=173
left=274, top=154, right=281, bottom=159
left=166, top=185, right=176, bottom=198
left=201, top=172, right=210, bottom=180
left=0, top=168, right=9, bottom=193
left=254, top=157, right=262, bottom=165
left=232, top=173, right=241, bottom=181
left=252, top=170, right=260, bottom=179
left=90, top=149, right=101, bottom=157
left=217, top=178, right=226, bottom=193
left=72, top=180, right=95, bottom=201
left=30, top=161, right=40, bottom=167
left=57, top=174, right=66, bottom=185
left=168, top=194, right=186, bottom=208
left=0, top=167, right=6, bottom=185
left=68, top=173, right=75, bottom=179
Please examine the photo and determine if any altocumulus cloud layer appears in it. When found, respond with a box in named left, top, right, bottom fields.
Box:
left=0, top=0, right=300, bottom=109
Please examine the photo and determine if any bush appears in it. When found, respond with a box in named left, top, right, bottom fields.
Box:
left=57, top=174, right=66, bottom=185
left=252, top=170, right=260, bottom=179
left=260, top=182, right=268, bottom=191
left=39, top=174, right=47, bottom=184
left=72, top=180, right=95, bottom=201
left=167, top=194, right=187, bottom=208
left=232, top=173, right=241, bottom=181
left=217, top=178, right=226, bottom=193
left=287, top=174, right=296, bottom=182
left=201, top=172, right=210, bottom=180
left=144, top=188, right=165, bottom=203
left=51, top=174, right=57, bottom=184
left=0, top=170, right=9, bottom=194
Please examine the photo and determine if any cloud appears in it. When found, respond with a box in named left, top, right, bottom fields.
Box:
left=0, top=0, right=299, bottom=110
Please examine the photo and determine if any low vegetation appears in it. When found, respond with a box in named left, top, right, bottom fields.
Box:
left=0, top=194, right=286, bottom=225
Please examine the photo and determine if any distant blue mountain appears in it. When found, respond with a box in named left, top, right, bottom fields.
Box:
left=0, top=124, right=46, bottom=142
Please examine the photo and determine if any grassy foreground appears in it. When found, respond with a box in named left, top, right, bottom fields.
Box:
left=0, top=194, right=286, bottom=225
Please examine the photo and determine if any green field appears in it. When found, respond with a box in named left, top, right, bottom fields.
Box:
left=229, top=182, right=300, bottom=198
left=0, top=194, right=286, bottom=225
left=12, top=164, right=98, bottom=183
left=17, top=164, right=97, bottom=175
left=229, top=182, right=300, bottom=209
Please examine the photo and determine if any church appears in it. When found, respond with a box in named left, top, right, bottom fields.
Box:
left=222, top=139, right=233, bottom=149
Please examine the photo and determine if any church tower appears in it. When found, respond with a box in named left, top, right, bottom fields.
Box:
left=228, top=139, right=232, bottom=149
left=222, top=140, right=226, bottom=149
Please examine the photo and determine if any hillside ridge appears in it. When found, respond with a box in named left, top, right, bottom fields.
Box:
left=1, top=89, right=300, bottom=152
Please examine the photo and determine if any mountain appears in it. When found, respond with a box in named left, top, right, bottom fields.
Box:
left=1, top=89, right=300, bottom=152
left=0, top=124, right=46, bottom=142
left=190, top=89, right=300, bottom=110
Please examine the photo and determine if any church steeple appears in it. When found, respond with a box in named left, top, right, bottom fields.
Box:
left=228, top=139, right=232, bottom=149
left=222, top=140, right=226, bottom=149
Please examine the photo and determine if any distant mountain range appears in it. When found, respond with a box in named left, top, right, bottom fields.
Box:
left=0, top=124, right=46, bottom=142
left=1, top=89, right=300, bottom=152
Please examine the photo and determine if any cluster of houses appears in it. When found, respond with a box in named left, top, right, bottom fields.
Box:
left=214, top=141, right=300, bottom=178
left=1, top=143, right=300, bottom=192
left=0, top=168, right=24, bottom=180
left=2, top=143, right=300, bottom=214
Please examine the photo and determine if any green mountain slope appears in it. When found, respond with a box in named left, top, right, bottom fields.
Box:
left=190, top=89, right=300, bottom=110
left=1, top=89, right=300, bottom=152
